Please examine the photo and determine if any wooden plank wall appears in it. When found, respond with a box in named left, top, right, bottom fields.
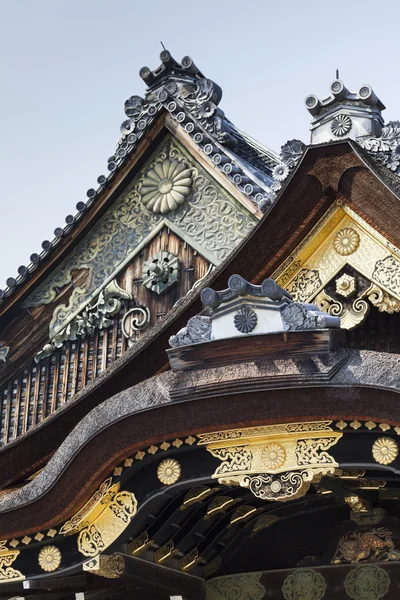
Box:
left=0, top=228, right=210, bottom=446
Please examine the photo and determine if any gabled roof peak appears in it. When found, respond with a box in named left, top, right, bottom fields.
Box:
left=305, top=79, right=385, bottom=145
left=305, top=78, right=385, bottom=117
left=139, top=51, right=206, bottom=90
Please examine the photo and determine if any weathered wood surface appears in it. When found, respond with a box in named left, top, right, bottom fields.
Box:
left=0, top=227, right=210, bottom=446
left=167, top=329, right=344, bottom=372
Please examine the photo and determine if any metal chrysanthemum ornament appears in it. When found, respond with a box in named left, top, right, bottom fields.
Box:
left=140, top=159, right=192, bottom=214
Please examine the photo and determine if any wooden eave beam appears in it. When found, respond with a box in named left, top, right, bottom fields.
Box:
left=22, top=574, right=88, bottom=591
left=116, top=553, right=205, bottom=600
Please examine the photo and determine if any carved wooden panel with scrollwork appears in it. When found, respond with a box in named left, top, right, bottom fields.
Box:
left=273, top=202, right=400, bottom=332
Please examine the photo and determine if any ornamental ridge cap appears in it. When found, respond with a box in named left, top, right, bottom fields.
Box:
left=169, top=275, right=341, bottom=349
left=305, top=79, right=385, bottom=118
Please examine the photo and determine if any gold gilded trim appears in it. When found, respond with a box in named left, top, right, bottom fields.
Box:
left=0, top=551, right=24, bottom=582
left=197, top=421, right=335, bottom=447
left=272, top=202, right=400, bottom=330
left=77, top=489, right=137, bottom=557
left=200, top=422, right=342, bottom=502
left=38, top=545, right=61, bottom=572
left=128, top=531, right=153, bottom=557
left=181, top=486, right=216, bottom=510
left=83, top=553, right=125, bottom=578
left=59, top=478, right=117, bottom=536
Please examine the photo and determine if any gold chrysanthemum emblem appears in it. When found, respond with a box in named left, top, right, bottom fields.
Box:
left=157, top=458, right=181, bottom=485
left=140, top=159, right=192, bottom=214
left=262, top=443, right=286, bottom=470
left=372, top=437, right=399, bottom=465
left=333, top=227, right=360, bottom=256
left=38, top=545, right=61, bottom=572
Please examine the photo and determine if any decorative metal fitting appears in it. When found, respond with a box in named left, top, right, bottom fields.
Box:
left=336, top=273, right=357, bottom=298
left=157, top=459, right=181, bottom=485
left=372, top=437, right=399, bottom=465
left=142, top=250, right=179, bottom=295
left=333, top=227, right=360, bottom=256
left=331, top=114, right=352, bottom=137
left=234, top=307, right=257, bottom=334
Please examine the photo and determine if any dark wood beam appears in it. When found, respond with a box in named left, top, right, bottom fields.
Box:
left=22, top=574, right=87, bottom=592
left=118, top=553, right=205, bottom=600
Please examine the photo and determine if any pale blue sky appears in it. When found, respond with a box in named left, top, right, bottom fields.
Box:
left=1, top=0, right=399, bottom=286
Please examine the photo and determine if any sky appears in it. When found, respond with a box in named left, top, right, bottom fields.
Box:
left=1, top=0, right=400, bottom=287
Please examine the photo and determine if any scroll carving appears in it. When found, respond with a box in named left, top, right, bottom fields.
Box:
left=35, top=280, right=132, bottom=361
left=22, top=137, right=256, bottom=337
left=199, top=422, right=342, bottom=502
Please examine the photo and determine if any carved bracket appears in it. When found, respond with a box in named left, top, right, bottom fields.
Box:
left=316, top=280, right=400, bottom=330
left=35, top=280, right=132, bottom=362
left=198, top=422, right=342, bottom=502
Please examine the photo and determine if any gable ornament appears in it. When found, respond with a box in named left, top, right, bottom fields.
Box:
left=140, top=159, right=192, bottom=214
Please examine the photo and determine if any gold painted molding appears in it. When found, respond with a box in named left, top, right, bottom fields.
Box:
left=83, top=553, right=125, bottom=578
left=273, top=202, right=400, bottom=329
left=0, top=551, right=24, bottom=582
left=198, top=422, right=342, bottom=502
left=77, top=489, right=137, bottom=557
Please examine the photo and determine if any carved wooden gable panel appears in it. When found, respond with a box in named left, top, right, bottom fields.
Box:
left=22, top=135, right=256, bottom=339
left=0, top=135, right=257, bottom=447
left=273, top=201, right=400, bottom=333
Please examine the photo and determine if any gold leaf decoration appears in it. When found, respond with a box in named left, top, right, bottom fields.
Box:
left=262, top=443, right=286, bottom=469
left=336, top=420, right=347, bottom=430
left=365, top=421, right=376, bottom=431
left=157, top=459, right=181, bottom=485
left=38, top=545, right=61, bottom=572
left=372, top=437, right=399, bottom=465
left=379, top=423, right=391, bottom=432
left=333, top=227, right=360, bottom=256
left=350, top=421, right=362, bottom=430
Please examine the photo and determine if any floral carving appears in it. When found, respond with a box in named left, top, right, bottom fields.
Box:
left=367, top=284, right=400, bottom=313
left=333, top=228, right=360, bottom=256
left=140, top=159, right=192, bottom=214
left=373, top=256, right=400, bottom=296
left=234, top=307, right=257, bottom=333
left=286, top=269, right=322, bottom=302
left=282, top=568, right=327, bottom=600
left=35, top=280, right=132, bottom=361
left=358, top=120, right=400, bottom=176
left=372, top=437, right=398, bottom=465
left=0, top=345, right=9, bottom=364
left=142, top=250, right=179, bottom=294
left=331, top=114, right=352, bottom=137
left=280, top=139, right=306, bottom=168
left=262, top=443, right=286, bottom=470
left=344, top=565, right=390, bottom=600
left=38, top=545, right=61, bottom=572
left=169, top=315, right=211, bottom=348
left=23, top=138, right=256, bottom=337
left=272, top=163, right=290, bottom=182
left=157, top=459, right=181, bottom=485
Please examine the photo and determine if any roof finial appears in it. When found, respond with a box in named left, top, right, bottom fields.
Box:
left=336, top=69, right=339, bottom=79
left=160, top=41, right=166, bottom=50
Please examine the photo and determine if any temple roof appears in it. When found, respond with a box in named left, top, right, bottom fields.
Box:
left=0, top=51, right=281, bottom=308
left=2, top=138, right=400, bottom=486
